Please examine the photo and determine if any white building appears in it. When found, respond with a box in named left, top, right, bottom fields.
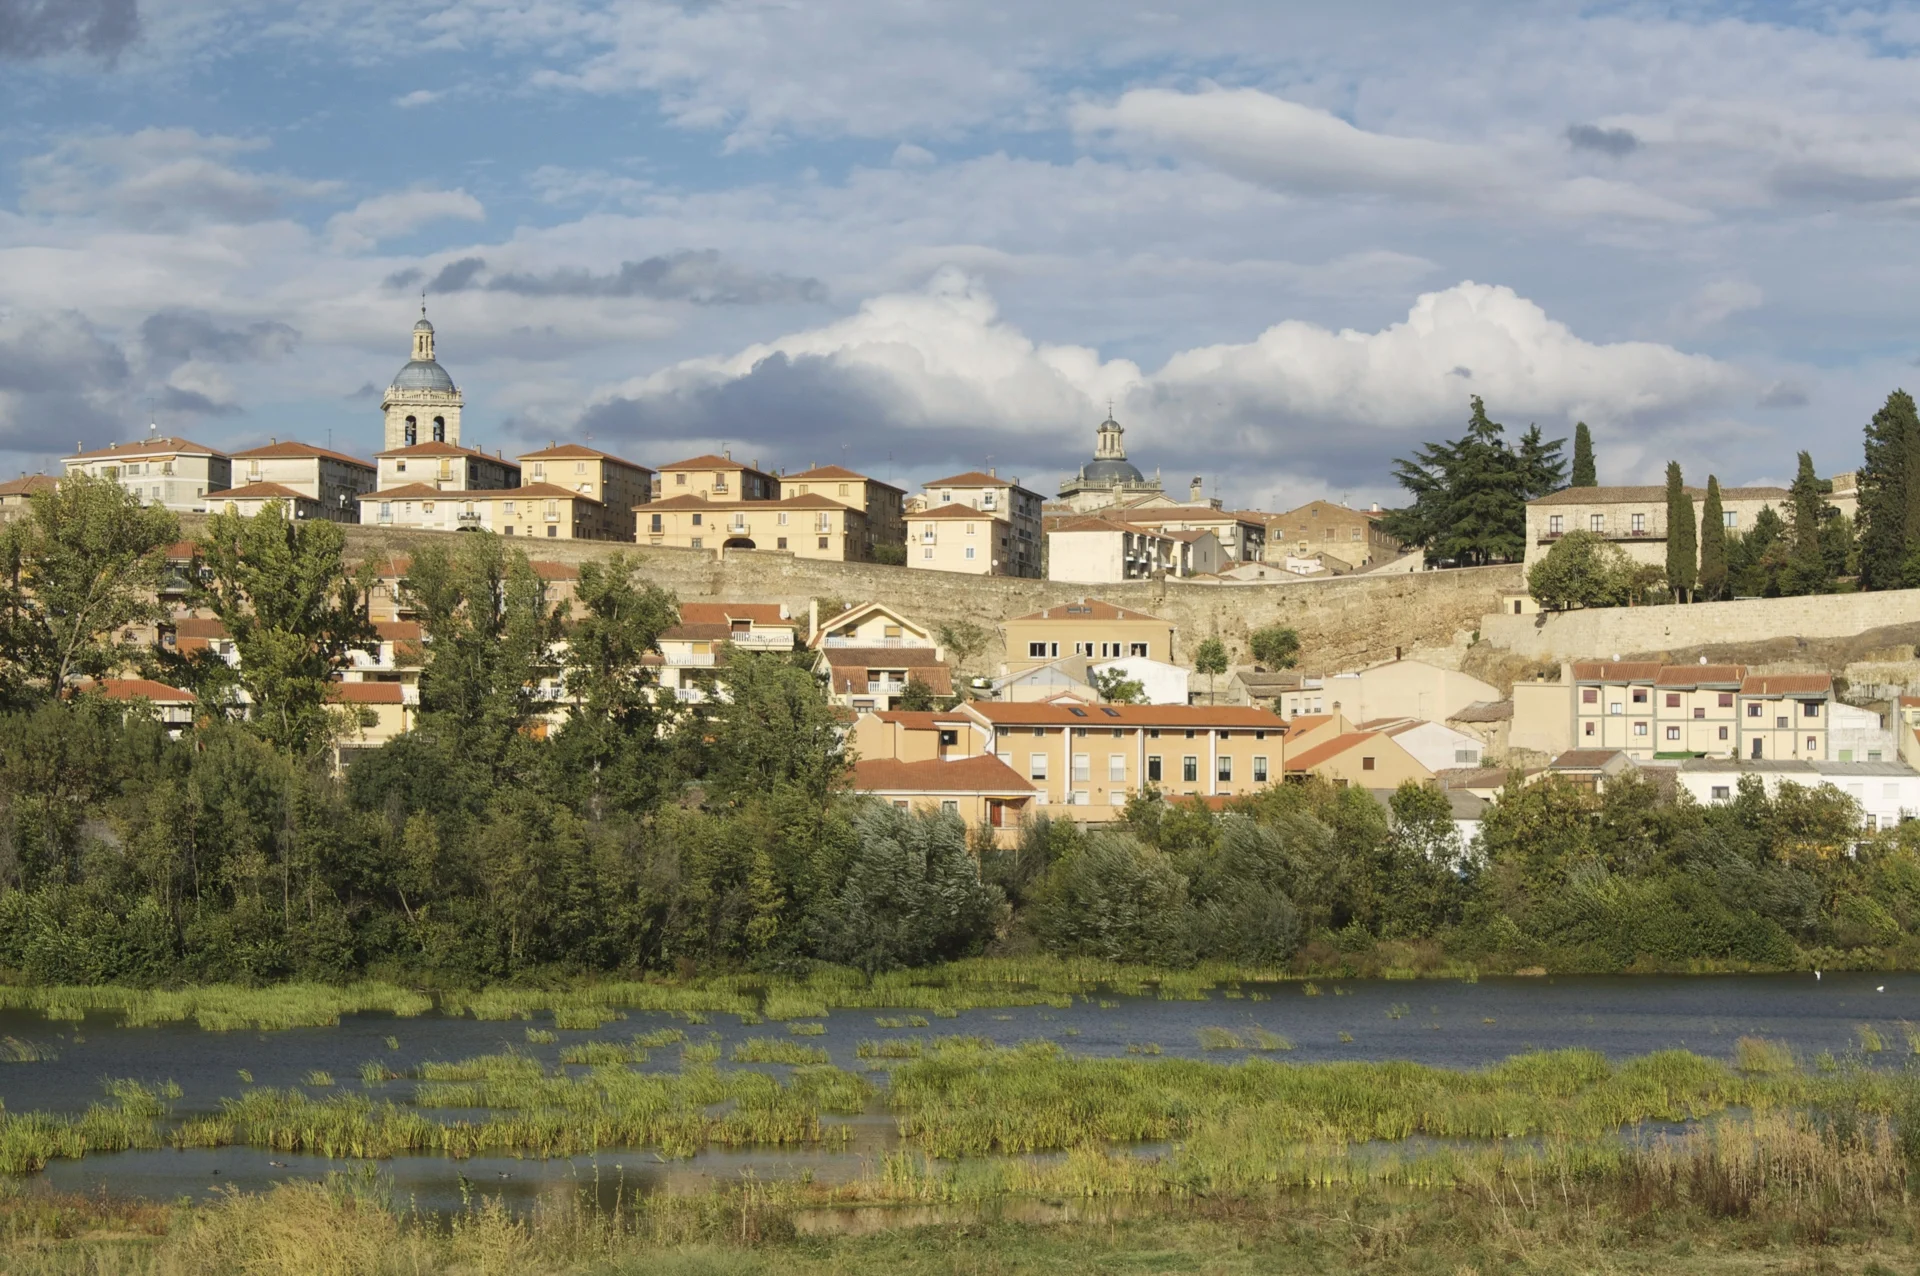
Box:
left=1674, top=759, right=1920, bottom=832
left=229, top=441, right=376, bottom=523
left=63, top=435, right=230, bottom=514
left=1830, top=702, right=1898, bottom=763
left=1356, top=717, right=1486, bottom=773
left=1090, top=655, right=1191, bottom=706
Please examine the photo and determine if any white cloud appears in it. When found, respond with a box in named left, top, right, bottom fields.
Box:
left=1670, top=278, right=1764, bottom=335
left=324, top=189, right=485, bottom=252
left=1074, top=87, right=1705, bottom=223
left=393, top=88, right=444, bottom=108
left=19, top=128, right=337, bottom=228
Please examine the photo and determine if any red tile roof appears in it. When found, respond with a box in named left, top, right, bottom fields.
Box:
left=852, top=755, right=1034, bottom=795
left=1571, top=662, right=1664, bottom=682
left=171, top=618, right=231, bottom=639
left=66, top=436, right=224, bottom=461
left=1011, top=599, right=1167, bottom=623
left=374, top=621, right=423, bottom=641
left=1284, top=732, right=1382, bottom=772
left=679, top=603, right=791, bottom=626
left=1551, top=749, right=1630, bottom=769
left=1742, top=674, right=1833, bottom=696
left=360, top=483, right=448, bottom=500
left=375, top=442, right=517, bottom=461
left=910, top=502, right=1010, bottom=522
left=1531, top=484, right=1789, bottom=506
left=229, top=440, right=374, bottom=467
left=215, top=482, right=310, bottom=502
left=967, top=701, right=1284, bottom=729
left=518, top=443, right=650, bottom=469
left=924, top=471, right=1021, bottom=489
left=327, top=681, right=405, bottom=704
left=85, top=678, right=195, bottom=703
left=0, top=474, right=58, bottom=498
left=1655, top=665, right=1747, bottom=686
left=870, top=710, right=973, bottom=728
left=783, top=464, right=869, bottom=481
left=658, top=454, right=771, bottom=473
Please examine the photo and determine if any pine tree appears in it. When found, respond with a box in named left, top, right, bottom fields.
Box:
left=1783, top=451, right=1831, bottom=596
left=1383, top=398, right=1530, bottom=566
left=1516, top=424, right=1568, bottom=500
left=1698, top=475, right=1727, bottom=601
left=1570, top=422, right=1597, bottom=487
left=1664, top=461, right=1697, bottom=602
left=1857, top=389, right=1920, bottom=590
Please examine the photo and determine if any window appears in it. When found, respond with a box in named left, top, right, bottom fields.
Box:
left=966, top=523, right=975, bottom=535
left=1718, top=726, right=1728, bottom=740
left=818, top=536, right=829, bottom=549
left=650, top=513, right=663, bottom=533
left=1072, top=753, right=1090, bottom=783
left=676, top=473, right=686, bottom=485
left=1711, top=785, right=1731, bottom=801
left=1776, top=716, right=1789, bottom=729
left=1253, top=756, right=1268, bottom=782
left=1609, top=702, right=1623, bottom=715
left=965, top=546, right=976, bottom=560
left=1583, top=722, right=1596, bottom=737
left=1029, top=753, right=1048, bottom=780
left=940, top=799, right=959, bottom=815
left=1631, top=688, right=1648, bottom=704
left=1807, top=736, right=1818, bottom=752
left=778, top=512, right=789, bottom=526
left=1724, top=511, right=1737, bottom=529
left=1548, top=514, right=1565, bottom=535
left=1590, top=514, right=1605, bottom=532
left=1718, top=693, right=1733, bottom=708
left=504, top=501, right=515, bottom=514
left=923, top=547, right=934, bottom=559
left=1029, top=642, right=1049, bottom=658
left=778, top=537, right=788, bottom=549
left=690, top=537, right=702, bottom=549
left=423, top=502, right=434, bottom=513
left=1182, top=756, right=1198, bottom=783
left=547, top=525, right=557, bottom=537
left=1130, top=642, right=1148, bottom=657
left=1634, top=722, right=1649, bottom=736
left=1665, top=693, right=1681, bottom=708
left=692, top=513, right=702, bottom=526
left=1582, top=688, right=1598, bottom=704
left=1147, top=756, right=1162, bottom=782
left=1109, top=755, right=1126, bottom=781
left=1666, top=727, right=1680, bottom=741
left=504, top=526, right=516, bottom=536
left=532, top=463, right=545, bottom=480
left=1803, top=702, right=1821, bottom=718
left=1217, top=756, right=1232, bottom=782
left=545, top=500, right=558, bottom=519
left=1361, top=756, right=1376, bottom=771
left=1747, top=702, right=1762, bottom=718
left=1631, top=513, right=1646, bottom=533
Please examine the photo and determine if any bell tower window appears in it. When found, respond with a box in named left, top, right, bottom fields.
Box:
left=432, top=416, right=445, bottom=443
left=404, top=416, right=418, bottom=446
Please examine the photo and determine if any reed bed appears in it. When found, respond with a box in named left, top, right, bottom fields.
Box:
left=787, top=1022, right=826, bottom=1036
left=0, top=1080, right=174, bottom=1173
left=0, top=1037, right=52, bottom=1063
left=731, top=1039, right=830, bottom=1066
left=0, top=982, right=433, bottom=1031
left=1733, top=1035, right=1795, bottom=1074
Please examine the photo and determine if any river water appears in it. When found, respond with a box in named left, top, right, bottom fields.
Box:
left=5, top=971, right=1916, bottom=1213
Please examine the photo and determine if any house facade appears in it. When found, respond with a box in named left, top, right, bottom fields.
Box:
left=229, top=441, right=376, bottom=522
left=1263, top=500, right=1402, bottom=569
left=780, top=465, right=907, bottom=562
left=518, top=445, right=653, bottom=541
left=906, top=505, right=1013, bottom=574
left=214, top=482, right=326, bottom=522
left=920, top=471, right=1044, bottom=577
left=64, top=436, right=231, bottom=513
left=642, top=493, right=868, bottom=558
left=1045, top=517, right=1178, bottom=582
left=1524, top=485, right=1790, bottom=568
left=1001, top=600, right=1176, bottom=672
left=850, top=756, right=1036, bottom=846
left=655, top=453, right=778, bottom=502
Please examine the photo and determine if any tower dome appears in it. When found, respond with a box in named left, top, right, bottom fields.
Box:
left=381, top=306, right=463, bottom=450
left=1056, top=411, right=1161, bottom=511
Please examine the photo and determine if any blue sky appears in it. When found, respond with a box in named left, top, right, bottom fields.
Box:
left=3, top=0, right=1919, bottom=509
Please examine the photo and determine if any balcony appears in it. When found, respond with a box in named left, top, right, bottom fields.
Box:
left=455, top=511, right=482, bottom=527
left=866, top=680, right=907, bottom=696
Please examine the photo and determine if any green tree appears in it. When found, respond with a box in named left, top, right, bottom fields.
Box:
left=1089, top=667, right=1145, bottom=704
left=1728, top=505, right=1789, bottom=597
left=193, top=501, right=375, bottom=753
left=4, top=472, right=178, bottom=695
left=1526, top=530, right=1641, bottom=610
left=1856, top=389, right=1920, bottom=590
left=1570, top=421, right=1597, bottom=487
left=1664, top=461, right=1697, bottom=602
left=1698, top=475, right=1728, bottom=601
left=1783, top=451, right=1833, bottom=596
left=896, top=676, right=938, bottom=711
left=1382, top=397, right=1528, bottom=566
left=936, top=620, right=989, bottom=681
left=704, top=651, right=848, bottom=807
left=811, top=804, right=1006, bottom=973
left=1032, top=833, right=1192, bottom=965
left=1516, top=423, right=1568, bottom=500
left=1193, top=636, right=1228, bottom=704
left=1248, top=624, right=1300, bottom=670
left=551, top=552, right=677, bottom=817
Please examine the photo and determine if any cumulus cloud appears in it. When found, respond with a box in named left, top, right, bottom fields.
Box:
left=393, top=88, right=443, bottom=108
left=19, top=128, right=336, bottom=228
left=387, top=250, right=827, bottom=306
left=324, top=188, right=484, bottom=252
left=138, top=309, right=298, bottom=369
left=1671, top=279, right=1763, bottom=334
left=0, top=0, right=138, bottom=61
left=574, top=273, right=1743, bottom=495
left=1074, top=87, right=1703, bottom=222
left=0, top=310, right=130, bottom=450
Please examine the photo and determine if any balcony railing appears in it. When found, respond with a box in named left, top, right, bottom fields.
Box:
left=866, top=680, right=906, bottom=695
left=455, top=511, right=482, bottom=526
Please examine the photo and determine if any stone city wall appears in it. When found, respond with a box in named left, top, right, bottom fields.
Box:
left=329, top=524, right=1524, bottom=672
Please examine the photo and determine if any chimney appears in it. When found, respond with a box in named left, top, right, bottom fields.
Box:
left=724, top=447, right=732, bottom=460
left=269, top=436, right=276, bottom=445
left=988, top=466, right=996, bottom=477
left=1190, top=476, right=1204, bottom=502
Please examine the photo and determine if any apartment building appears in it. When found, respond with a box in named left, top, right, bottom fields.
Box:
left=1524, top=485, right=1790, bottom=569
left=959, top=701, right=1289, bottom=815
left=1542, top=662, right=1835, bottom=761
left=1739, top=674, right=1834, bottom=761
left=920, top=471, right=1044, bottom=577
left=651, top=603, right=800, bottom=705
left=1002, top=600, right=1176, bottom=672
left=1098, top=505, right=1267, bottom=563
left=655, top=453, right=778, bottom=502
left=906, top=505, right=1013, bottom=575
left=816, top=646, right=954, bottom=713
left=372, top=441, right=519, bottom=493
left=850, top=756, right=1036, bottom=847
left=851, top=709, right=991, bottom=764
left=214, top=482, right=326, bottom=522
left=781, top=465, right=906, bottom=562
left=0, top=473, right=57, bottom=521
left=518, top=444, right=653, bottom=541
left=1676, top=759, right=1920, bottom=831
left=1263, top=500, right=1402, bottom=569
left=642, top=493, right=868, bottom=558
left=228, top=441, right=376, bottom=522
left=83, top=678, right=198, bottom=737
left=64, top=436, right=231, bottom=513
left=810, top=602, right=937, bottom=651
left=1045, top=517, right=1178, bottom=583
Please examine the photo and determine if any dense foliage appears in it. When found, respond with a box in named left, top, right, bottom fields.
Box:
left=1383, top=397, right=1563, bottom=567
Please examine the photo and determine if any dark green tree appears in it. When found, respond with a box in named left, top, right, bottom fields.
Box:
left=1526, top=530, right=1641, bottom=610
left=1516, top=423, right=1568, bottom=500
left=811, top=804, right=1006, bottom=973
left=1727, top=505, right=1788, bottom=596
left=550, top=552, right=678, bottom=817
left=1382, top=397, right=1528, bottom=566
left=704, top=651, right=847, bottom=807
left=1193, top=636, right=1228, bottom=704
left=1856, top=389, right=1920, bottom=590
left=193, top=501, right=375, bottom=753
left=1664, top=461, right=1697, bottom=602
left=896, top=676, right=938, bottom=711
left=1249, top=624, right=1300, bottom=670
left=1698, top=476, right=1728, bottom=601
left=1783, top=451, right=1832, bottom=596
left=1570, top=422, right=1597, bottom=487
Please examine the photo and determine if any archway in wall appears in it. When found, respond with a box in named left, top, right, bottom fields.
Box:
left=723, top=537, right=756, bottom=550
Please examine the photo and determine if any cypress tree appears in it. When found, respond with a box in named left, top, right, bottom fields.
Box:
left=1784, top=450, right=1830, bottom=595
left=1664, top=461, right=1697, bottom=602
left=1698, top=475, right=1727, bottom=601
left=1856, top=389, right=1917, bottom=590
left=1571, top=422, right=1597, bottom=487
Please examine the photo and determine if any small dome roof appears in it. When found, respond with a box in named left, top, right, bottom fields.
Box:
left=414, top=317, right=435, bottom=333
left=390, top=359, right=455, bottom=393
left=1081, top=457, right=1146, bottom=484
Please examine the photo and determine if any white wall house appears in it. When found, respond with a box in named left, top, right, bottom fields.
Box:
left=1830, top=702, right=1898, bottom=763
left=1089, top=656, right=1191, bottom=706
left=1675, top=759, right=1920, bottom=831
left=1361, top=718, right=1486, bottom=773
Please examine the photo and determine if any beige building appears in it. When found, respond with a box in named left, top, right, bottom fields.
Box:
left=1290, top=659, right=1501, bottom=725
left=1097, top=504, right=1266, bottom=563
left=852, top=709, right=991, bottom=764
left=229, top=441, right=376, bottom=522
left=851, top=756, right=1036, bottom=847
left=907, top=505, right=1014, bottom=575
left=652, top=602, right=800, bottom=706
left=1283, top=729, right=1432, bottom=790
left=921, top=471, right=1044, bottom=577
left=656, top=453, right=778, bottom=502
left=1264, top=501, right=1402, bottom=570
left=215, top=481, right=326, bottom=522
left=1002, top=600, right=1176, bottom=672
left=1045, top=517, right=1179, bottom=583
left=518, top=445, right=653, bottom=541
left=642, top=493, right=867, bottom=558
left=1524, top=484, right=1790, bottom=569
left=84, top=678, right=198, bottom=737
left=63, top=435, right=231, bottom=513
left=811, top=601, right=939, bottom=651
left=383, top=312, right=463, bottom=451
left=781, top=465, right=906, bottom=562
left=959, top=701, right=1289, bottom=814
left=0, top=473, right=57, bottom=521
left=1516, top=662, right=1835, bottom=762
left=1740, top=674, right=1834, bottom=762
left=817, top=646, right=955, bottom=713
left=374, top=441, right=519, bottom=494
left=328, top=680, right=416, bottom=754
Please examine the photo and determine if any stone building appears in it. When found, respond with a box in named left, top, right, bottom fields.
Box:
left=1523, top=484, right=1790, bottom=569
left=382, top=308, right=462, bottom=451
left=1057, top=414, right=1163, bottom=513
left=1263, top=500, right=1402, bottom=570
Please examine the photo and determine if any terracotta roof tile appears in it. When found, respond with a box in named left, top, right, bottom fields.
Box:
left=66, top=436, right=224, bottom=461
left=1741, top=674, right=1834, bottom=696
left=1010, top=599, right=1167, bottom=623
left=852, top=755, right=1035, bottom=795
left=229, top=440, right=374, bottom=467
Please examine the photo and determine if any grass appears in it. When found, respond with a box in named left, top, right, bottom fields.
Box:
left=1859, top=1023, right=1885, bottom=1053
left=730, top=1039, right=830, bottom=1066
left=0, top=1037, right=52, bottom=1063
left=787, top=1022, right=826, bottom=1036
left=1733, top=1035, right=1795, bottom=1074
left=1197, top=1027, right=1245, bottom=1050
left=524, top=1028, right=557, bottom=1045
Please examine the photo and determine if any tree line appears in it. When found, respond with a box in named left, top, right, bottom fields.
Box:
left=0, top=477, right=1917, bottom=982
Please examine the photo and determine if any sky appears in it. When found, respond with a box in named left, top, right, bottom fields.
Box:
left=2, top=0, right=1917, bottom=511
